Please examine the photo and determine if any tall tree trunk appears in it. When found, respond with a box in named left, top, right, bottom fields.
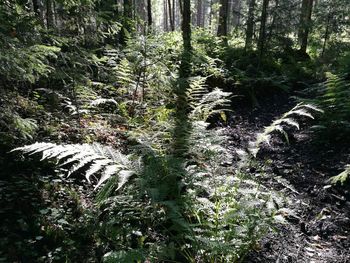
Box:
left=217, top=0, right=229, bottom=40
left=321, top=12, right=331, bottom=57
left=172, top=0, right=176, bottom=28
left=257, top=0, right=269, bottom=58
left=197, top=0, right=203, bottom=27
left=209, top=0, right=213, bottom=27
left=232, top=0, right=241, bottom=27
left=266, top=0, right=278, bottom=43
left=245, top=0, right=256, bottom=50
left=181, top=0, right=191, bottom=52
left=164, top=0, right=168, bottom=31
left=147, top=0, right=152, bottom=26
left=168, top=0, right=175, bottom=31
left=298, top=0, right=313, bottom=54
left=46, top=0, right=55, bottom=29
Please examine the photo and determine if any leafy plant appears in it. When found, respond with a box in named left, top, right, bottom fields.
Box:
left=328, top=164, right=350, bottom=185
left=301, top=73, right=350, bottom=141
left=248, top=103, right=323, bottom=157
left=12, top=142, right=136, bottom=190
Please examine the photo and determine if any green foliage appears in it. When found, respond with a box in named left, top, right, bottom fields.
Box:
left=12, top=142, right=136, bottom=190
left=188, top=76, right=232, bottom=121
left=0, top=41, right=60, bottom=84
left=302, top=73, right=350, bottom=141
left=248, top=103, right=323, bottom=157
left=328, top=165, right=350, bottom=185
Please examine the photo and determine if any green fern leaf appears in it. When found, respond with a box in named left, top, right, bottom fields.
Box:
left=12, top=142, right=135, bottom=190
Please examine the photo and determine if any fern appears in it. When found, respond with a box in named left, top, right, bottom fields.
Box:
left=328, top=165, right=350, bottom=185
left=90, top=98, right=118, bottom=107
left=300, top=73, right=350, bottom=138
left=248, top=103, right=323, bottom=157
left=11, top=142, right=136, bottom=190
left=187, top=76, right=232, bottom=121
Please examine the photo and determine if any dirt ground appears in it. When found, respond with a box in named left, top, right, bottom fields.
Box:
left=227, top=95, right=350, bottom=262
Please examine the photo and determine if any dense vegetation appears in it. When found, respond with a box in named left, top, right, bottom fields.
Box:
left=0, top=0, right=349, bottom=262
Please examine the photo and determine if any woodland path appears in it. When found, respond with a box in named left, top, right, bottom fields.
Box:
left=227, top=95, right=350, bottom=262
left=1, top=94, right=349, bottom=262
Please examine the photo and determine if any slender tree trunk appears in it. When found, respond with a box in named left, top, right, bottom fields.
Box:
left=217, top=0, right=229, bottom=41
left=266, top=0, right=278, bottom=43
left=147, top=0, right=152, bottom=26
left=46, top=0, right=55, bottom=29
left=164, top=0, right=168, bottom=31
left=245, top=0, right=256, bottom=50
left=168, top=0, right=175, bottom=31
left=257, top=0, right=269, bottom=58
left=232, top=0, right=241, bottom=27
left=179, top=0, right=183, bottom=15
left=209, top=0, right=213, bottom=27
left=321, top=12, right=331, bottom=57
left=197, top=0, right=203, bottom=27
left=181, top=0, right=191, bottom=52
left=298, top=0, right=313, bottom=54
left=172, top=0, right=176, bottom=29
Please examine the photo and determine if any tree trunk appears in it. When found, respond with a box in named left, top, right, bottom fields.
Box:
left=147, top=0, right=152, bottom=26
left=321, top=12, right=331, bottom=57
left=257, top=0, right=269, bottom=58
left=46, top=0, right=55, bottom=29
left=298, top=0, right=313, bottom=54
left=217, top=0, right=229, bottom=40
left=181, top=0, right=191, bottom=52
left=168, top=0, right=175, bottom=31
left=232, top=0, right=241, bottom=27
left=245, top=0, right=256, bottom=50
left=164, top=0, right=168, bottom=31
left=172, top=0, right=176, bottom=28
left=266, top=0, right=278, bottom=43
left=197, top=0, right=203, bottom=27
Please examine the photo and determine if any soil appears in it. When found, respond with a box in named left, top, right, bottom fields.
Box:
left=227, top=95, right=350, bottom=262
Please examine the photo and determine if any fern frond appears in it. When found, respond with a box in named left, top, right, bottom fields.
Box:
left=249, top=103, right=322, bottom=157
left=189, top=87, right=232, bottom=121
left=11, top=142, right=135, bottom=190
left=90, top=98, right=118, bottom=107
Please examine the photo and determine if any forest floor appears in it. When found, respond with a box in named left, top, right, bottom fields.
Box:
left=228, top=95, right=350, bottom=262
left=1, top=94, right=349, bottom=262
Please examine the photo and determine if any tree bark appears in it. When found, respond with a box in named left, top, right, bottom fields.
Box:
left=147, top=0, right=152, bottom=26
left=257, top=0, right=269, bottom=58
left=217, top=0, right=229, bottom=40
left=181, top=0, right=191, bottom=52
left=197, top=0, right=203, bottom=27
left=245, top=0, right=256, bottom=50
left=168, top=0, right=175, bottom=31
left=46, top=0, right=55, bottom=29
left=164, top=0, right=168, bottom=31
left=321, top=12, right=331, bottom=57
left=298, top=0, right=313, bottom=54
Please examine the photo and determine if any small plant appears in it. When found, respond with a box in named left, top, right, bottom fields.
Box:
left=12, top=143, right=136, bottom=190
left=301, top=73, right=350, bottom=141
left=328, top=164, right=350, bottom=185
left=248, top=103, right=323, bottom=157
